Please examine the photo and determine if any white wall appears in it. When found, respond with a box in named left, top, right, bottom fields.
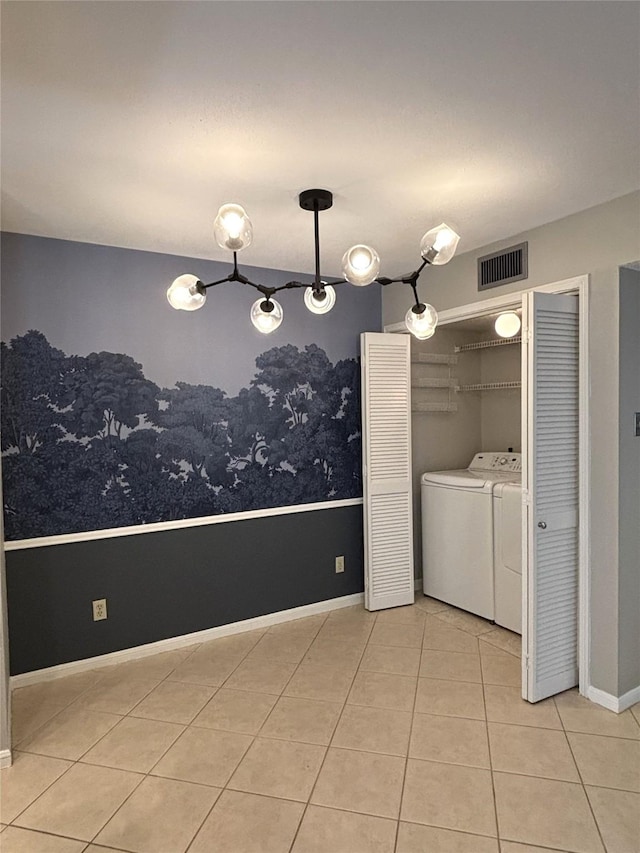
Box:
left=410, top=326, right=522, bottom=578
left=479, top=343, right=521, bottom=453
left=618, top=266, right=640, bottom=696
left=384, top=191, right=640, bottom=698
left=410, top=327, right=481, bottom=577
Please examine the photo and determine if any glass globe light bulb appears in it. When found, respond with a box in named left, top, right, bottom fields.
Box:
left=250, top=297, right=283, bottom=334
left=214, top=203, right=253, bottom=252
left=420, top=223, right=460, bottom=266
left=494, top=312, right=521, bottom=338
left=166, top=274, right=206, bottom=311
left=304, top=284, right=336, bottom=315
left=405, top=303, right=438, bottom=340
left=341, top=244, right=380, bottom=287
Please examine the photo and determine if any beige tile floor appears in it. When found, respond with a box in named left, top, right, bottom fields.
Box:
left=1, top=596, right=639, bottom=853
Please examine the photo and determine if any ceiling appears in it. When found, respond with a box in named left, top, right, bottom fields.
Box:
left=2, top=1, right=639, bottom=279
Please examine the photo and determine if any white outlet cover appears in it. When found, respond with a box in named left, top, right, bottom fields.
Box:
left=92, top=599, right=108, bottom=621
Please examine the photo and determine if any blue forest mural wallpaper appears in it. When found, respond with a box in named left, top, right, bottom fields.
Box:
left=1, top=330, right=361, bottom=540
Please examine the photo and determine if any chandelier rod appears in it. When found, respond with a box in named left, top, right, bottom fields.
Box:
left=313, top=200, right=322, bottom=290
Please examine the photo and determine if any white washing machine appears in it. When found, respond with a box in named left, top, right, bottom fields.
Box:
left=421, top=452, right=521, bottom=621
left=493, top=480, right=523, bottom=634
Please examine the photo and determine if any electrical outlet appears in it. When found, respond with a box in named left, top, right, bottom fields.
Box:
left=335, top=555, right=345, bottom=573
left=92, top=598, right=108, bottom=621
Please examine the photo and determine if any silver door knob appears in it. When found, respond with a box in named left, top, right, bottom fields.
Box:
left=538, top=521, right=547, bottom=529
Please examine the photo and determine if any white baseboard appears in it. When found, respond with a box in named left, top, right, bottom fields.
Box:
left=587, top=683, right=640, bottom=713
left=0, top=748, right=12, bottom=768
left=10, top=592, right=364, bottom=690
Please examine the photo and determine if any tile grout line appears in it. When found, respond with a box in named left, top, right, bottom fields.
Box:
left=11, top=671, right=113, bottom=750
left=52, top=638, right=229, bottom=847
left=254, top=610, right=348, bottom=736
left=555, top=695, right=610, bottom=853
left=286, top=609, right=379, bottom=853
left=17, top=603, right=631, bottom=853
left=182, top=612, right=332, bottom=853
left=10, top=615, right=335, bottom=852
left=478, top=636, right=502, bottom=853
left=8, top=607, right=409, bottom=850
left=181, top=610, right=341, bottom=853
left=10, top=661, right=158, bottom=837
left=71, top=647, right=204, bottom=846
left=9, top=612, right=314, bottom=846
left=392, top=609, right=426, bottom=853
left=40, top=643, right=201, bottom=730
left=3, top=758, right=80, bottom=835
left=8, top=625, right=279, bottom=850
left=77, top=684, right=185, bottom=851
left=159, top=614, right=329, bottom=853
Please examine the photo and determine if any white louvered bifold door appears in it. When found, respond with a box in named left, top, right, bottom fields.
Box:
left=522, top=292, right=580, bottom=702
left=361, top=332, right=414, bottom=611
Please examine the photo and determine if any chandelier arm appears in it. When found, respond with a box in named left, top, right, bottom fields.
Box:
left=271, top=281, right=307, bottom=294
left=225, top=252, right=261, bottom=287
left=375, top=256, right=430, bottom=289
left=410, top=281, right=424, bottom=311
left=200, top=273, right=259, bottom=290
left=415, top=257, right=429, bottom=276
left=271, top=277, right=348, bottom=294
left=200, top=274, right=237, bottom=289
left=255, top=284, right=277, bottom=300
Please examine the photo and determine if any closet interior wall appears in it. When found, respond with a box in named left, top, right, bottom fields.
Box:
left=480, top=342, right=522, bottom=452
left=410, top=323, right=522, bottom=580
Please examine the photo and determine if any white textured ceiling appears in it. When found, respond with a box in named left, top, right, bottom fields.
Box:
left=2, top=1, right=639, bottom=279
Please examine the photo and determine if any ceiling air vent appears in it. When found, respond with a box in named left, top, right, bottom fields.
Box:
left=477, top=242, right=528, bottom=291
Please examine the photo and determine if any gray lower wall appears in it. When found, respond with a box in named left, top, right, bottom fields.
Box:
left=5, top=505, right=364, bottom=675
left=618, top=267, right=640, bottom=696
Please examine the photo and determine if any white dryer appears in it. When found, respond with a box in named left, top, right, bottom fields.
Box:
left=421, top=452, right=521, bottom=621
left=493, top=480, right=523, bottom=634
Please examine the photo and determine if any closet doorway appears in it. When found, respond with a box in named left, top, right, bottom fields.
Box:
left=382, top=274, right=590, bottom=703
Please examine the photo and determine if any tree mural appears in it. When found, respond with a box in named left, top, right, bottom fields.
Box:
left=1, top=331, right=362, bottom=539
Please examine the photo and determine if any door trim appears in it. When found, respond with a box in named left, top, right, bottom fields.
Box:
left=385, top=274, right=591, bottom=700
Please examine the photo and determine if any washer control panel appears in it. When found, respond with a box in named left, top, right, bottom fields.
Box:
left=469, top=452, right=521, bottom=473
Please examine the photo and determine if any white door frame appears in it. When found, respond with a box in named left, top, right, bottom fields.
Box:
left=385, top=274, right=591, bottom=698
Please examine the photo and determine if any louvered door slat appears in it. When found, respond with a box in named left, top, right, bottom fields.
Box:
left=361, top=333, right=414, bottom=611
left=523, top=293, right=579, bottom=702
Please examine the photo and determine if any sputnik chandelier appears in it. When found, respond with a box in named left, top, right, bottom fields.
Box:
left=166, top=189, right=460, bottom=339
